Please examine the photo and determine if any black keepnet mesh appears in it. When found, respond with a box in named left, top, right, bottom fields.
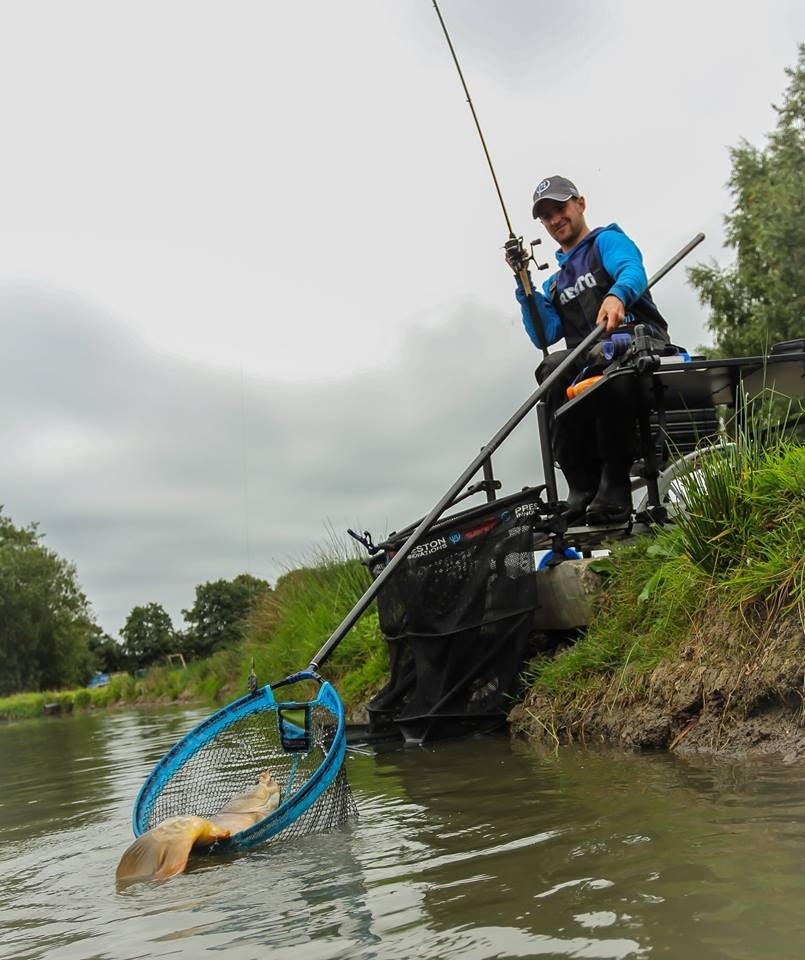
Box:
left=368, top=493, right=543, bottom=737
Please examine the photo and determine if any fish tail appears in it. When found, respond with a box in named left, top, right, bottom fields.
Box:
left=116, top=816, right=230, bottom=884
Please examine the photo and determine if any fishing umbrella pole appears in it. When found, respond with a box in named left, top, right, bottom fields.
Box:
left=431, top=0, right=550, bottom=355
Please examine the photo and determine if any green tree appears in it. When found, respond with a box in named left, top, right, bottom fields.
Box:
left=88, top=627, right=129, bottom=673
left=120, top=602, right=176, bottom=668
left=182, top=573, right=271, bottom=658
left=0, top=509, right=97, bottom=695
left=688, top=45, right=804, bottom=356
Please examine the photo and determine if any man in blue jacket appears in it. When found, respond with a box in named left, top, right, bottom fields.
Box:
left=512, top=175, right=669, bottom=524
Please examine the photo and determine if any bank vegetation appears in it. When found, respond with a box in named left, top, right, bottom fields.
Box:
left=0, top=549, right=386, bottom=722
left=511, top=418, right=804, bottom=761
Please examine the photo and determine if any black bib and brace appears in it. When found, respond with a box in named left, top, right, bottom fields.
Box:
left=537, top=228, right=668, bottom=471
left=547, top=227, right=668, bottom=348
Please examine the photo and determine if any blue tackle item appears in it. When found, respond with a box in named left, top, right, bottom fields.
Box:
left=602, top=332, right=633, bottom=362
left=132, top=671, right=354, bottom=851
left=537, top=547, right=582, bottom=569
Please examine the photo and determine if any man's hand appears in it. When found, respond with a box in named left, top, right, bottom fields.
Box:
left=595, top=294, right=625, bottom=333
left=504, top=238, right=528, bottom=272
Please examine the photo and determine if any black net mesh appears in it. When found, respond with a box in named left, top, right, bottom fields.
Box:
left=263, top=764, right=358, bottom=845
left=140, top=699, right=356, bottom=847
left=368, top=493, right=543, bottom=739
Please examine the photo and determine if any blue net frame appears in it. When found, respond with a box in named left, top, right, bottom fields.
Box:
left=132, top=673, right=356, bottom=849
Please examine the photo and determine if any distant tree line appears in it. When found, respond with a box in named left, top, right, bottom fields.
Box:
left=118, top=574, right=272, bottom=670
left=0, top=506, right=272, bottom=696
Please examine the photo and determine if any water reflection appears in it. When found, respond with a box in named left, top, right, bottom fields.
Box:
left=2, top=719, right=129, bottom=847
left=0, top=710, right=803, bottom=959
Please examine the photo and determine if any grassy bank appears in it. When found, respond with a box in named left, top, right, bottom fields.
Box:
left=512, top=429, right=804, bottom=758
left=0, top=549, right=387, bottom=723
left=0, top=674, right=140, bottom=721
left=241, top=550, right=388, bottom=717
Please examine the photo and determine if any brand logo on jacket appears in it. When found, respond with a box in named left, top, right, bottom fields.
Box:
left=559, top=272, right=598, bottom=304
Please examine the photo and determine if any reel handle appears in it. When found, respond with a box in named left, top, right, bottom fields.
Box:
left=504, top=235, right=548, bottom=272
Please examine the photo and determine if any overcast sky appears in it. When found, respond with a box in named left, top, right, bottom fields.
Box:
left=2, top=1, right=802, bottom=638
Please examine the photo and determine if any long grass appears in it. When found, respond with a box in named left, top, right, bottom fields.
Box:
left=524, top=401, right=804, bottom=699
left=243, top=547, right=388, bottom=709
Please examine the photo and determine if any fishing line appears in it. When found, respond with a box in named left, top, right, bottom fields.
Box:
left=431, top=0, right=514, bottom=238
left=431, top=0, right=550, bottom=355
left=239, top=361, right=253, bottom=584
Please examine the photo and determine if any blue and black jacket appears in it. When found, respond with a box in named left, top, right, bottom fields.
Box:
left=516, top=224, right=668, bottom=350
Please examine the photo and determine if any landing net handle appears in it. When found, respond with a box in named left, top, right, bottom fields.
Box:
left=131, top=671, right=348, bottom=849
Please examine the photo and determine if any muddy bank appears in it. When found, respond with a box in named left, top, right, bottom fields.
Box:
left=510, top=611, right=805, bottom=763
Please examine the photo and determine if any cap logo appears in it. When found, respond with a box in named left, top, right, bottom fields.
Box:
left=535, top=179, right=552, bottom=196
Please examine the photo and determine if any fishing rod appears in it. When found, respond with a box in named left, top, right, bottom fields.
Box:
left=431, top=0, right=550, bottom=356
left=309, top=232, right=705, bottom=672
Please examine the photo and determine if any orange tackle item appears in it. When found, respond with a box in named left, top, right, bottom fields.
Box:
left=566, top=375, right=603, bottom=400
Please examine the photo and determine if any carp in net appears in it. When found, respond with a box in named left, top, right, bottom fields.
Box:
left=132, top=672, right=356, bottom=850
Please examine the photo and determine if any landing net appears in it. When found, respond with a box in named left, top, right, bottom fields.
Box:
left=132, top=676, right=356, bottom=849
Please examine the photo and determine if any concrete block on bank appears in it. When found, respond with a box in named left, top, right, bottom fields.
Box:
left=533, top=558, right=604, bottom=630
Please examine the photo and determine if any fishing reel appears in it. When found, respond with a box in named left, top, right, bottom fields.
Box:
left=504, top=235, right=549, bottom=273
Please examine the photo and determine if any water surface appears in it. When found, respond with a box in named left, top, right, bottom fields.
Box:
left=1, top=708, right=803, bottom=959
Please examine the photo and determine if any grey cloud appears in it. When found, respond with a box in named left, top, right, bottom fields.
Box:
left=3, top=285, right=543, bottom=636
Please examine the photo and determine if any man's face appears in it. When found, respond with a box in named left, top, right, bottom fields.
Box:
left=536, top=196, right=587, bottom=251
